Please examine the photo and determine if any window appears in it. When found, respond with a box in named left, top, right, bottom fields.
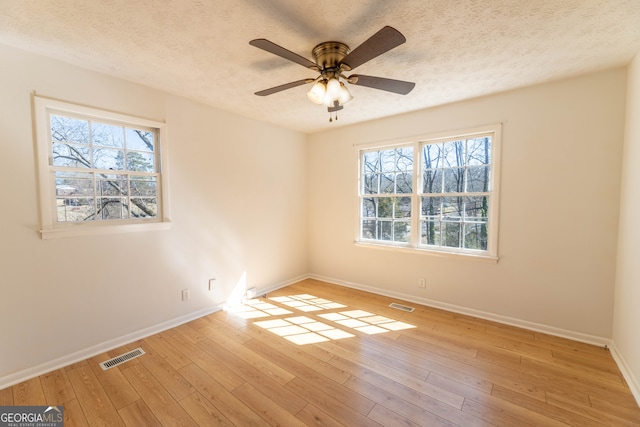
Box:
left=34, top=96, right=170, bottom=238
left=361, top=146, right=414, bottom=244
left=357, top=125, right=500, bottom=259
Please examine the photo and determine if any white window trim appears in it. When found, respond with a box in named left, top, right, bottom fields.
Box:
left=354, top=124, right=501, bottom=261
left=33, top=95, right=171, bottom=239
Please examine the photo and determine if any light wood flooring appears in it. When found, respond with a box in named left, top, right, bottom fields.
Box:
left=2, top=279, right=639, bottom=426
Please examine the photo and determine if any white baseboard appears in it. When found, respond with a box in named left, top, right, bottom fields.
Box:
left=0, top=304, right=222, bottom=390
left=608, top=341, right=640, bottom=406
left=308, top=273, right=610, bottom=347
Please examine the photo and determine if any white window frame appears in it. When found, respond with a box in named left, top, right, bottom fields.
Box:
left=34, top=95, right=171, bottom=239
left=355, top=124, right=501, bottom=261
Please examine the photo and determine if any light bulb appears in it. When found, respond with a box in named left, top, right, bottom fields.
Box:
left=307, top=81, right=326, bottom=105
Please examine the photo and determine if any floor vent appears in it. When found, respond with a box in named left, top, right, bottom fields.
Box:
left=99, top=348, right=145, bottom=370
left=389, top=302, right=415, bottom=312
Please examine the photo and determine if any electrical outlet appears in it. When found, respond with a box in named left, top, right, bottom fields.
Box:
left=418, top=278, right=426, bottom=288
left=182, top=289, right=190, bottom=301
left=208, top=278, right=216, bottom=291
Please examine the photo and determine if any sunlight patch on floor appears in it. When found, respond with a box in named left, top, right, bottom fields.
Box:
left=269, top=294, right=347, bottom=311
left=227, top=294, right=415, bottom=345
left=318, top=311, right=416, bottom=335
left=226, top=300, right=293, bottom=319
left=253, top=316, right=355, bottom=345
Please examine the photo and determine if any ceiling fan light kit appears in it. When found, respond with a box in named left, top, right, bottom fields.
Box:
left=250, top=26, right=415, bottom=122
left=306, top=75, right=353, bottom=107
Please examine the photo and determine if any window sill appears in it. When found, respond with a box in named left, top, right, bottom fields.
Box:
left=354, top=241, right=499, bottom=263
left=40, top=221, right=172, bottom=240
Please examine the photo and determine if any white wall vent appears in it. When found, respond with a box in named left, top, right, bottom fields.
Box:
left=389, top=302, right=415, bottom=312
left=99, top=348, right=145, bottom=370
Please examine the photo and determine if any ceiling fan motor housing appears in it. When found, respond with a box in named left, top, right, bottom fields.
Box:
left=312, top=41, right=351, bottom=72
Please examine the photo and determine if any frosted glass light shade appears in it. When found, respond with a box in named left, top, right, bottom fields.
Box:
left=338, top=83, right=353, bottom=105
left=326, top=78, right=341, bottom=100
left=307, top=81, right=326, bottom=104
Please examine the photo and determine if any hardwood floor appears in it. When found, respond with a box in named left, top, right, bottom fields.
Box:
left=2, top=278, right=639, bottom=426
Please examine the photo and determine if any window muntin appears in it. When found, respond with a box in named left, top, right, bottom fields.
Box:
left=357, top=126, right=499, bottom=258
left=34, top=96, right=170, bottom=238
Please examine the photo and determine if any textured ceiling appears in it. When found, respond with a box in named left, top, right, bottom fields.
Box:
left=1, top=0, right=640, bottom=133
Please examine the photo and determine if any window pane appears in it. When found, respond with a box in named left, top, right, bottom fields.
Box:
left=93, top=147, right=125, bottom=170
left=131, top=198, right=157, bottom=218
left=443, top=140, right=464, bottom=168
left=465, top=166, right=490, bottom=192
left=443, top=168, right=464, bottom=193
left=421, top=196, right=442, bottom=216
left=378, top=220, right=392, bottom=240
left=363, top=152, right=379, bottom=173
left=464, top=222, right=488, bottom=250
left=55, top=171, right=94, bottom=196
left=422, top=144, right=442, bottom=169
left=126, top=129, right=154, bottom=152
left=52, top=143, right=91, bottom=168
left=364, top=173, right=379, bottom=194
left=56, top=197, right=94, bottom=222
left=362, top=220, right=376, bottom=239
left=380, top=150, right=396, bottom=172
left=378, top=198, right=394, bottom=218
left=51, top=115, right=89, bottom=144
left=394, top=221, right=411, bottom=243
left=99, top=198, right=128, bottom=220
left=92, top=123, right=124, bottom=148
left=464, top=196, right=489, bottom=221
left=97, top=175, right=127, bottom=196
left=421, top=220, right=441, bottom=245
left=442, top=196, right=462, bottom=220
left=396, top=172, right=412, bottom=193
left=127, top=151, right=155, bottom=173
left=362, top=198, right=376, bottom=218
left=422, top=169, right=442, bottom=193
left=466, top=137, right=491, bottom=166
left=380, top=174, right=394, bottom=194
left=130, top=176, right=157, bottom=197
left=395, top=197, right=411, bottom=218
left=397, top=147, right=413, bottom=172
left=442, top=222, right=461, bottom=247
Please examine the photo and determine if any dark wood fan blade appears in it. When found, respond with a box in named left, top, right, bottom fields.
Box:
left=349, top=75, right=415, bottom=95
left=250, top=39, right=318, bottom=69
left=340, top=26, right=406, bottom=71
left=255, top=79, right=313, bottom=96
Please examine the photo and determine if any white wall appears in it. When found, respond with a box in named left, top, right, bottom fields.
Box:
left=308, top=69, right=626, bottom=341
left=613, top=52, right=640, bottom=401
left=0, top=44, right=308, bottom=385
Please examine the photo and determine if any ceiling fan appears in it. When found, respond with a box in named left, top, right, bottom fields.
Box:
left=250, top=26, right=415, bottom=121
